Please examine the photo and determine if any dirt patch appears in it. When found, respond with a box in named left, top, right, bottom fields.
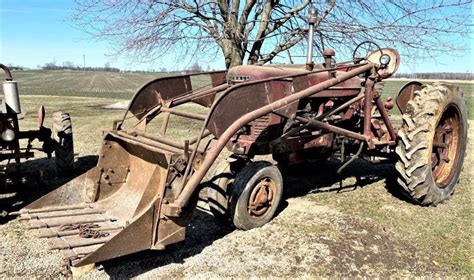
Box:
left=319, top=217, right=439, bottom=277
left=101, top=100, right=130, bottom=110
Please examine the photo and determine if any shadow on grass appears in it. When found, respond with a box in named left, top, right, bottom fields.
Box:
left=0, top=155, right=98, bottom=224
left=274, top=157, right=416, bottom=215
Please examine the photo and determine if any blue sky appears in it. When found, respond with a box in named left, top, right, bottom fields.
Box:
left=0, top=0, right=472, bottom=73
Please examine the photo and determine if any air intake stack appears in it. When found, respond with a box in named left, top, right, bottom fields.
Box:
left=306, top=6, right=318, bottom=70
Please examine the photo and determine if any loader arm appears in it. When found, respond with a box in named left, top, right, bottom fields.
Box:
left=124, top=70, right=227, bottom=121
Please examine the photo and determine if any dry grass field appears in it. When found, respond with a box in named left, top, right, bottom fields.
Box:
left=0, top=70, right=472, bottom=278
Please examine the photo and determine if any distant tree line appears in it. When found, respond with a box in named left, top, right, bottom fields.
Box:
left=181, top=62, right=214, bottom=73
left=5, top=65, right=24, bottom=71
left=41, top=61, right=120, bottom=72
left=394, top=72, right=473, bottom=80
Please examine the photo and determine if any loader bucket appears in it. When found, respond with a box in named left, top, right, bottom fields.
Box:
left=14, top=131, right=183, bottom=267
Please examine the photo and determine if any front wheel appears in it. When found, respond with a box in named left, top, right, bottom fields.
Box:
left=230, top=161, right=283, bottom=230
left=395, top=83, right=467, bottom=206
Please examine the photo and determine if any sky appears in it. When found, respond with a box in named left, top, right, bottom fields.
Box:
left=0, top=0, right=473, bottom=73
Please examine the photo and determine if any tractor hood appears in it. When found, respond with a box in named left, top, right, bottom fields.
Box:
left=226, top=63, right=361, bottom=98
left=227, top=64, right=315, bottom=83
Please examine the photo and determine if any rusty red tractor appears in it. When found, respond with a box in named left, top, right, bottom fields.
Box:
left=13, top=8, right=467, bottom=270
left=0, top=64, right=74, bottom=173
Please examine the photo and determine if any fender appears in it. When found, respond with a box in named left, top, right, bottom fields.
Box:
left=396, top=80, right=423, bottom=114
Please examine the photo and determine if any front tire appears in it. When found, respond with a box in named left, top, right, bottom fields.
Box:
left=230, top=161, right=283, bottom=230
left=395, top=83, right=467, bottom=206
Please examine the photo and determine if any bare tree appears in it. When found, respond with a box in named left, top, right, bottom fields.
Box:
left=189, top=61, right=204, bottom=72
left=72, top=0, right=472, bottom=69
left=62, top=61, right=76, bottom=68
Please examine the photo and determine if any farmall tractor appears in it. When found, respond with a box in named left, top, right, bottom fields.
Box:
left=13, top=8, right=467, bottom=270
left=0, top=64, right=74, bottom=173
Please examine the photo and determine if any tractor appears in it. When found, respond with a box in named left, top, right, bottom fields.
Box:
left=0, top=64, right=74, bottom=173
left=12, top=7, right=467, bottom=270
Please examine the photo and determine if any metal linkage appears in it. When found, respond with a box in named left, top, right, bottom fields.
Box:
left=160, top=107, right=206, bottom=121
left=337, top=142, right=365, bottom=174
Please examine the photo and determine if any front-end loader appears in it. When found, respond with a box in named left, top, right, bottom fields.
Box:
left=12, top=7, right=467, bottom=270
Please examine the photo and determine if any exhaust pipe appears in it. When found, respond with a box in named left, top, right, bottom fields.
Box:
left=306, top=6, right=318, bottom=69
left=1, top=63, right=21, bottom=114
left=0, top=64, right=13, bottom=81
left=3, top=81, right=21, bottom=114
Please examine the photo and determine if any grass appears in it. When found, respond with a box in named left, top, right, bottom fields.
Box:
left=1, top=69, right=472, bottom=278
left=13, top=70, right=213, bottom=100
left=19, top=95, right=125, bottom=156
left=13, top=70, right=160, bottom=99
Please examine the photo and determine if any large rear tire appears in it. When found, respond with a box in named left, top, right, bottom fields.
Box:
left=230, top=161, right=283, bottom=230
left=395, top=83, right=467, bottom=206
left=53, top=112, right=74, bottom=174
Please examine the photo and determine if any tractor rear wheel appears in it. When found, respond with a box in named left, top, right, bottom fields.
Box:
left=53, top=112, right=74, bottom=174
left=395, top=83, right=467, bottom=206
left=230, top=161, right=283, bottom=230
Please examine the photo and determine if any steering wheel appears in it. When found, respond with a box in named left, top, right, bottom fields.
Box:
left=352, top=41, right=383, bottom=61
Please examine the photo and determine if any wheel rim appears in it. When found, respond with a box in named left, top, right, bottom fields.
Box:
left=248, top=177, right=277, bottom=220
left=431, top=105, right=462, bottom=188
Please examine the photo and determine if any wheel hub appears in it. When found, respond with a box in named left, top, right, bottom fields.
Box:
left=431, top=105, right=461, bottom=188
left=248, top=177, right=276, bottom=219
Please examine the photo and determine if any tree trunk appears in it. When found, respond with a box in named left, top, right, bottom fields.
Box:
left=226, top=50, right=244, bottom=69
left=222, top=40, right=244, bottom=69
left=247, top=45, right=261, bottom=65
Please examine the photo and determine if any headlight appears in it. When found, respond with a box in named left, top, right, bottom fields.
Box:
left=2, top=128, right=15, bottom=141
left=379, top=54, right=391, bottom=66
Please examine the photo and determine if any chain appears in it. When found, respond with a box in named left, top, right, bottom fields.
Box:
left=59, top=223, right=110, bottom=238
